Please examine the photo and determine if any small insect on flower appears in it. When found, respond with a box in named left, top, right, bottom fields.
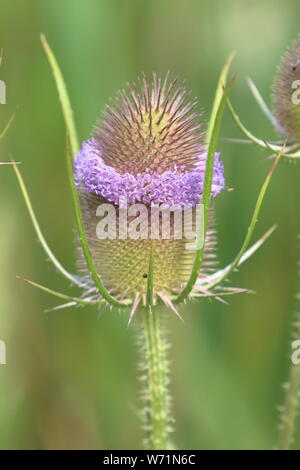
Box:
left=292, top=60, right=300, bottom=72
left=73, top=73, right=225, bottom=314
left=273, top=35, right=300, bottom=141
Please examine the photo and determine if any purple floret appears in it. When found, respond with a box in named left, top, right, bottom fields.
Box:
left=74, top=139, right=225, bottom=207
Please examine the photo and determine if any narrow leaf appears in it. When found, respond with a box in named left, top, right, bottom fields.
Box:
left=12, top=161, right=83, bottom=287
left=174, top=75, right=235, bottom=305
left=40, top=34, right=79, bottom=158
left=0, top=108, right=18, bottom=142
left=65, top=138, right=130, bottom=309
left=19, top=276, right=102, bottom=307
left=205, top=51, right=236, bottom=146
left=246, top=77, right=282, bottom=131
left=196, top=225, right=276, bottom=288
left=193, top=289, right=249, bottom=298
left=205, top=148, right=283, bottom=291
left=226, top=98, right=300, bottom=158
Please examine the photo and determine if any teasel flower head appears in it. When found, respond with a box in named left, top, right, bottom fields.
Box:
left=74, top=74, right=225, bottom=308
left=272, top=35, right=300, bottom=141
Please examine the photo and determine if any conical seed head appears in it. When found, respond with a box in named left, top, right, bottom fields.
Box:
left=273, top=35, right=300, bottom=141
left=93, top=73, right=205, bottom=174
left=78, top=194, right=202, bottom=300
left=74, top=74, right=225, bottom=304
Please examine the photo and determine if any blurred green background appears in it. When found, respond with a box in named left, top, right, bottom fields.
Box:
left=0, top=0, right=300, bottom=450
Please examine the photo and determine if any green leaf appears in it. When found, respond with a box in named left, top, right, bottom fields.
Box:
left=205, top=51, right=236, bottom=146
left=40, top=34, right=79, bottom=158
left=227, top=97, right=280, bottom=149
left=0, top=162, right=19, bottom=165
left=12, top=161, right=83, bottom=287
left=227, top=98, right=300, bottom=158
left=18, top=276, right=103, bottom=307
left=193, top=289, right=249, bottom=298
left=41, top=33, right=129, bottom=309
left=174, top=72, right=236, bottom=305
left=0, top=108, right=18, bottom=142
left=246, top=77, right=280, bottom=130
left=197, top=225, right=276, bottom=289
left=65, top=138, right=130, bottom=309
left=205, top=148, right=283, bottom=291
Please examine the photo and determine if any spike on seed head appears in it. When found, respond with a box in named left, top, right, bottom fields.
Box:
left=273, top=34, right=300, bottom=141
left=93, top=73, right=205, bottom=175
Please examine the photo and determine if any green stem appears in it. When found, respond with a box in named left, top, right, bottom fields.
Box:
left=40, top=34, right=79, bottom=158
left=277, top=237, right=300, bottom=450
left=277, top=346, right=300, bottom=450
left=140, top=304, right=170, bottom=450
left=278, top=316, right=300, bottom=446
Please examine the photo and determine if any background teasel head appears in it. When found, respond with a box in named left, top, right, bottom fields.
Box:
left=272, top=34, right=300, bottom=142
left=73, top=74, right=225, bottom=309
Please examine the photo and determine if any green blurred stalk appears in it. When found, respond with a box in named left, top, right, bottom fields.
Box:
left=278, top=237, right=300, bottom=450
left=278, top=314, right=300, bottom=449
left=140, top=305, right=170, bottom=450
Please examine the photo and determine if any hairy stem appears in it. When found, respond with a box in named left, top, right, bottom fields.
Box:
left=277, top=315, right=300, bottom=449
left=139, top=305, right=171, bottom=450
left=278, top=239, right=300, bottom=450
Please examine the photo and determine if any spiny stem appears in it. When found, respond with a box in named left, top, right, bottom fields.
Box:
left=277, top=316, right=300, bottom=450
left=140, top=305, right=171, bottom=450
left=277, top=237, right=300, bottom=450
